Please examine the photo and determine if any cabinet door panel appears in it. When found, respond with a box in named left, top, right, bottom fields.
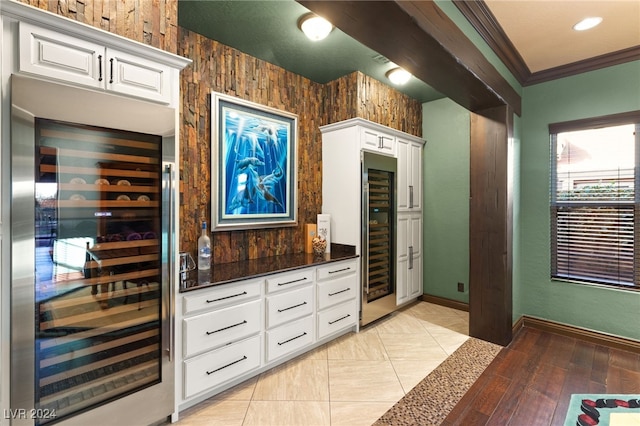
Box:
left=409, top=255, right=423, bottom=299
left=19, top=22, right=103, bottom=88
left=410, top=214, right=422, bottom=258
left=409, top=142, right=423, bottom=209
left=108, top=49, right=172, bottom=104
left=397, top=140, right=409, bottom=210
left=360, top=127, right=395, bottom=155
left=397, top=215, right=409, bottom=261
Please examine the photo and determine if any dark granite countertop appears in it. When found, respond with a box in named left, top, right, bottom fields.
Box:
left=180, top=243, right=358, bottom=292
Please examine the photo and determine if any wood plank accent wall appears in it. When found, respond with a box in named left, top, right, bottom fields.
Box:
left=178, top=29, right=421, bottom=263
left=15, top=1, right=422, bottom=264
left=17, top=0, right=178, bottom=54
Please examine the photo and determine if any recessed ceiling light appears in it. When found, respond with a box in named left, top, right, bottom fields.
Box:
left=386, top=67, right=412, bottom=85
left=573, top=17, right=603, bottom=31
left=298, top=13, right=333, bottom=41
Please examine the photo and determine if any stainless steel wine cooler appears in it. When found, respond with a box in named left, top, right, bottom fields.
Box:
left=360, top=151, right=397, bottom=326
left=10, top=75, right=177, bottom=425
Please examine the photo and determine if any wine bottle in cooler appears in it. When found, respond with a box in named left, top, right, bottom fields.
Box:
left=198, top=221, right=211, bottom=270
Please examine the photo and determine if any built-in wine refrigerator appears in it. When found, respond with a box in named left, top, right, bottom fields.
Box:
left=10, top=75, right=177, bottom=425
left=361, top=151, right=397, bottom=326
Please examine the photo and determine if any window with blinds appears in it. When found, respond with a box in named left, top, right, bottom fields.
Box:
left=550, top=113, right=640, bottom=290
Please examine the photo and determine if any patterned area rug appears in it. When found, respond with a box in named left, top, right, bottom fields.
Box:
left=563, top=394, right=640, bottom=426
left=373, top=337, right=503, bottom=426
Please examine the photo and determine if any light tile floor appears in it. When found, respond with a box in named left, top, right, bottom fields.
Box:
left=175, top=301, right=469, bottom=426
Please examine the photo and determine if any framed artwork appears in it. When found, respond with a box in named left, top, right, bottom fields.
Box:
left=211, top=92, right=298, bottom=231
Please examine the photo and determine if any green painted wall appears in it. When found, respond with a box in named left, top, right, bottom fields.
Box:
left=422, top=98, right=470, bottom=303
left=421, top=0, right=638, bottom=340
left=519, top=61, right=640, bottom=340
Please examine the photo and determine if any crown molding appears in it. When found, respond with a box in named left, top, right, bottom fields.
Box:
left=455, top=0, right=640, bottom=87
left=453, top=0, right=530, bottom=84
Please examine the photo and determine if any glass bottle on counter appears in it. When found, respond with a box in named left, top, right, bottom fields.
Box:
left=198, top=221, right=211, bottom=271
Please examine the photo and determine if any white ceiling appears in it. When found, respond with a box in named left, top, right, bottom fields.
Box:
left=484, top=0, right=640, bottom=72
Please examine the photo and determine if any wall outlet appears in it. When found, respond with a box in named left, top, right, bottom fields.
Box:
left=457, top=282, right=464, bottom=292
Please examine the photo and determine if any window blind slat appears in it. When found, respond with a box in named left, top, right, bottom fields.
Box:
left=551, top=205, right=635, bottom=285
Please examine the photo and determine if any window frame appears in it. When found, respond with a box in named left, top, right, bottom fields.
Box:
left=549, top=110, right=640, bottom=292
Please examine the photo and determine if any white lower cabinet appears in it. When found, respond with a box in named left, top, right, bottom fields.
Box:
left=183, top=335, right=261, bottom=399
left=316, top=260, right=358, bottom=338
left=266, top=285, right=314, bottom=329
left=318, top=301, right=356, bottom=339
left=179, top=259, right=359, bottom=411
left=266, top=316, right=315, bottom=361
left=397, top=212, right=423, bottom=305
left=183, top=299, right=262, bottom=358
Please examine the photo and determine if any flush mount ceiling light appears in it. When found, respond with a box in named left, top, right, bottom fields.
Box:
left=386, top=67, right=412, bottom=85
left=298, top=13, right=333, bottom=41
left=573, top=17, right=603, bottom=31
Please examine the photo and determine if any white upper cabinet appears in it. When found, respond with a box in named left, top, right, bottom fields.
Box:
left=19, top=21, right=172, bottom=104
left=360, top=126, right=395, bottom=156
left=397, top=136, right=425, bottom=211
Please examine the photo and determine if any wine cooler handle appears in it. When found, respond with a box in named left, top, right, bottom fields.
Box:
left=164, top=164, right=175, bottom=362
left=363, top=178, right=370, bottom=295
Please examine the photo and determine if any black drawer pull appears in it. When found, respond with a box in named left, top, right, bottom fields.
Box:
left=277, top=277, right=307, bottom=286
left=109, top=58, right=114, bottom=84
left=328, top=314, right=351, bottom=325
left=207, top=291, right=248, bottom=303
left=98, top=55, right=103, bottom=81
left=206, top=356, right=247, bottom=375
left=278, top=301, right=307, bottom=313
left=328, top=288, right=350, bottom=296
left=277, top=332, right=307, bottom=346
left=206, top=320, right=247, bottom=335
left=328, top=267, right=351, bottom=274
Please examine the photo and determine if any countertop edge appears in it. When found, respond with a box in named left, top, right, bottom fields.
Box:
left=180, top=244, right=358, bottom=292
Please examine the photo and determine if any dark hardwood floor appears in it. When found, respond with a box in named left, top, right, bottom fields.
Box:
left=442, top=326, right=640, bottom=425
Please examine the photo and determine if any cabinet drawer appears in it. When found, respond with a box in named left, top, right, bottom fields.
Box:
left=266, top=316, right=314, bottom=362
left=183, top=279, right=262, bottom=315
left=317, top=301, right=357, bottom=340
left=317, top=260, right=357, bottom=281
left=183, top=299, right=261, bottom=357
left=266, top=269, right=314, bottom=293
left=266, top=285, right=314, bottom=329
left=183, top=335, right=261, bottom=399
left=317, top=275, right=356, bottom=310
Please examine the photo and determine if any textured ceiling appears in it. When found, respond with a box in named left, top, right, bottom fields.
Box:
left=178, top=0, right=640, bottom=102
left=177, top=0, right=444, bottom=103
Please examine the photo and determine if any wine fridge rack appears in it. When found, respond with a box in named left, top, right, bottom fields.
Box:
left=367, top=170, right=392, bottom=301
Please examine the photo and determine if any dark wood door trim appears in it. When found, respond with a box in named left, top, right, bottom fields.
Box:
left=469, top=105, right=514, bottom=346
left=297, top=0, right=522, bottom=116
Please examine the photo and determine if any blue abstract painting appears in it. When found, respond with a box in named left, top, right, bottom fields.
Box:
left=212, top=93, right=297, bottom=230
